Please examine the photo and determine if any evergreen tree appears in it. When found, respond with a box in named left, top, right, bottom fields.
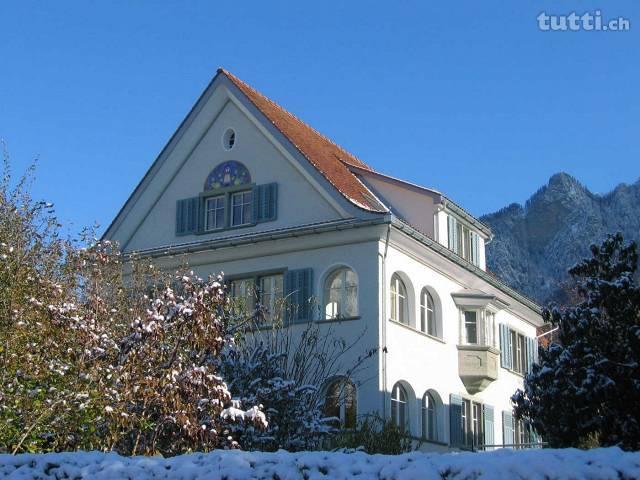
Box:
left=513, top=233, right=640, bottom=450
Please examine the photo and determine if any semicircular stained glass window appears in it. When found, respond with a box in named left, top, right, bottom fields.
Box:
left=204, top=161, right=252, bottom=190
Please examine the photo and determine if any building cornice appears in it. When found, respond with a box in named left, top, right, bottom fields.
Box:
left=124, top=216, right=391, bottom=260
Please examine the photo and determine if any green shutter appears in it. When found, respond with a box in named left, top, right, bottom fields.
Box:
left=449, top=394, right=463, bottom=448
left=447, top=216, right=456, bottom=251
left=483, top=405, right=494, bottom=450
left=176, top=197, right=201, bottom=236
left=284, top=268, right=313, bottom=323
left=471, top=232, right=479, bottom=266
left=253, top=183, right=278, bottom=223
left=527, top=337, right=537, bottom=374
left=499, top=324, right=512, bottom=369
left=502, top=410, right=514, bottom=448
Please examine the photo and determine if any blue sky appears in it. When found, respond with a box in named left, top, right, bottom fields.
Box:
left=1, top=1, right=638, bottom=234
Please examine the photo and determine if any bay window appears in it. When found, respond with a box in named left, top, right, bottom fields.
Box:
left=460, top=309, right=497, bottom=347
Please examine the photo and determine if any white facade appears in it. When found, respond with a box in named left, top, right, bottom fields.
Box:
left=104, top=69, right=543, bottom=452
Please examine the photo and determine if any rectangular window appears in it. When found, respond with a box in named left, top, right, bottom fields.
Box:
left=230, top=278, right=256, bottom=315
left=464, top=311, right=478, bottom=344
left=484, top=311, right=495, bottom=347
left=502, top=327, right=533, bottom=375
left=461, top=399, right=469, bottom=446
left=205, top=196, right=225, bottom=231
left=259, top=274, right=284, bottom=323
left=462, top=399, right=484, bottom=448
left=231, top=191, right=253, bottom=226
left=515, top=419, right=531, bottom=449
left=448, top=214, right=480, bottom=266
left=472, top=402, right=483, bottom=448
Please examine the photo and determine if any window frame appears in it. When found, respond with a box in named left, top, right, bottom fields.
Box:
left=447, top=214, right=481, bottom=267
left=227, top=269, right=285, bottom=325
left=422, top=391, right=437, bottom=441
left=390, top=274, right=408, bottom=325
left=199, top=183, right=257, bottom=233
left=461, top=398, right=485, bottom=449
left=324, top=267, right=359, bottom=320
left=420, top=288, right=437, bottom=337
left=324, top=378, right=357, bottom=429
left=391, top=383, right=408, bottom=430
left=230, top=190, right=253, bottom=227
left=204, top=195, right=226, bottom=231
left=460, top=308, right=498, bottom=348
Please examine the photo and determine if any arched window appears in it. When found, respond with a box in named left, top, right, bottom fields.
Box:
left=391, top=383, right=408, bottom=429
left=422, top=391, right=437, bottom=441
left=390, top=274, right=408, bottom=324
left=324, top=268, right=358, bottom=319
left=420, top=288, right=436, bottom=336
left=324, top=378, right=357, bottom=428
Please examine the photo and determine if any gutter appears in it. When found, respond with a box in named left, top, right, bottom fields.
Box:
left=440, top=198, right=493, bottom=239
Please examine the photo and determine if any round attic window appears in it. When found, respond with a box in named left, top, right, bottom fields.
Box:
left=223, top=128, right=236, bottom=150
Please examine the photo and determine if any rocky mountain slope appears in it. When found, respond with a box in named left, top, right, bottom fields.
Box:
left=481, top=173, right=640, bottom=306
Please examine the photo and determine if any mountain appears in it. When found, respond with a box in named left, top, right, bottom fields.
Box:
left=481, top=173, right=640, bottom=306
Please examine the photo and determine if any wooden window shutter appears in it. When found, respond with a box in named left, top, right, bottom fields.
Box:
left=471, top=232, right=479, bottom=266
left=253, top=183, right=278, bottom=223
left=284, top=268, right=313, bottom=323
left=483, top=405, right=494, bottom=450
left=176, top=197, right=201, bottom=236
left=447, top=216, right=455, bottom=251
left=499, top=324, right=512, bottom=369
left=449, top=394, right=464, bottom=448
left=526, top=337, right=536, bottom=374
left=502, top=410, right=514, bottom=448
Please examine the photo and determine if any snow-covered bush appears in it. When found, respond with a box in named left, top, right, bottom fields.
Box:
left=0, top=153, right=263, bottom=455
left=513, top=233, right=640, bottom=450
left=218, top=319, right=376, bottom=451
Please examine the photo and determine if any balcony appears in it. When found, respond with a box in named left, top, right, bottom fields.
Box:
left=457, top=344, right=499, bottom=394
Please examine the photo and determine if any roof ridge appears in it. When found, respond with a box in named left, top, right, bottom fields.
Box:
left=218, top=68, right=370, bottom=170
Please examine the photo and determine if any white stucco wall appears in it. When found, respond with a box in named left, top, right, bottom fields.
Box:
left=124, top=101, right=344, bottom=252
left=358, top=175, right=439, bottom=238
left=379, top=236, right=539, bottom=449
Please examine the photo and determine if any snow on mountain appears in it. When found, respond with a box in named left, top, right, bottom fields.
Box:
left=481, top=173, right=640, bottom=305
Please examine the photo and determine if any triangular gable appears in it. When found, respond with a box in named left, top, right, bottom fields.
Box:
left=103, top=69, right=388, bottom=247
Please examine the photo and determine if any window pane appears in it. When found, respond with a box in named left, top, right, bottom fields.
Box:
left=465, top=311, right=478, bottom=344
left=427, top=292, right=436, bottom=336
left=231, top=191, right=253, bottom=226
left=325, top=269, right=358, bottom=319
left=423, top=393, right=436, bottom=441
left=206, top=196, right=225, bottom=230
left=230, top=278, right=255, bottom=315
left=259, top=274, right=283, bottom=323
left=344, top=381, right=357, bottom=428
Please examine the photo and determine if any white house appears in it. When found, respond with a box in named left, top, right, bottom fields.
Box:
left=104, top=68, right=544, bottom=451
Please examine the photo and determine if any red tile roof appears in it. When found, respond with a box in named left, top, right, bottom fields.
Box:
left=220, top=68, right=386, bottom=212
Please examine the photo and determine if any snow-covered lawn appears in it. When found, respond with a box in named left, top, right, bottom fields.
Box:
left=1, top=447, right=638, bottom=479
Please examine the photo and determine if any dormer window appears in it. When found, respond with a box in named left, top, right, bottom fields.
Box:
left=447, top=215, right=480, bottom=266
